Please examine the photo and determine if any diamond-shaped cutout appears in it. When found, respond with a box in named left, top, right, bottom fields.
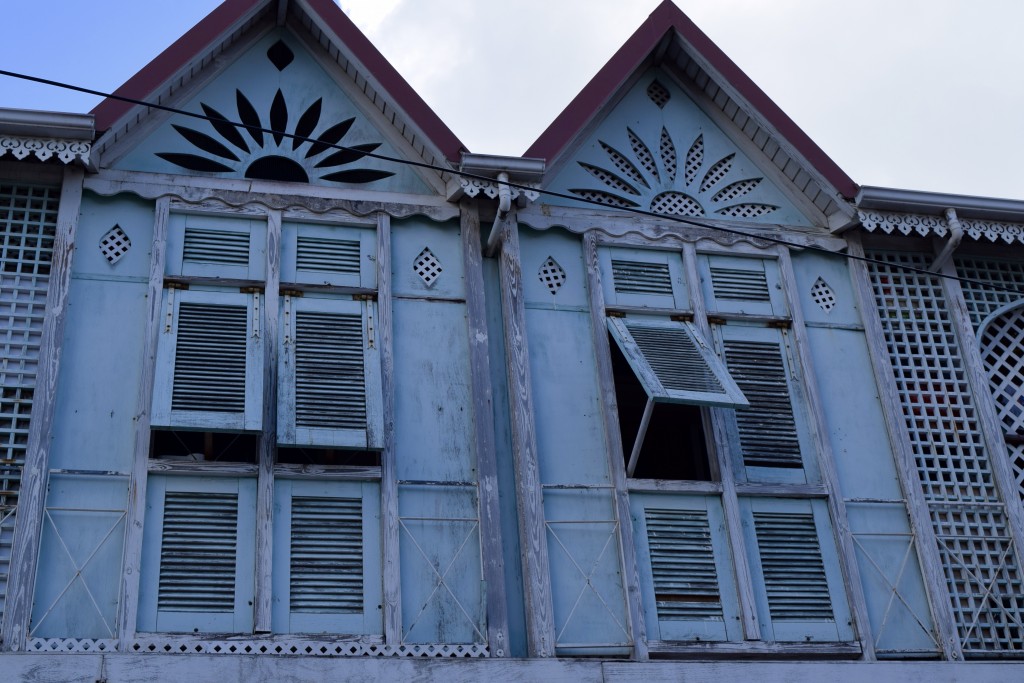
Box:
left=647, top=80, right=671, bottom=108
left=413, top=247, right=443, bottom=287
left=99, top=224, right=131, bottom=265
left=810, top=276, right=837, bottom=313
left=267, top=40, right=295, bottom=71
left=538, top=256, right=566, bottom=294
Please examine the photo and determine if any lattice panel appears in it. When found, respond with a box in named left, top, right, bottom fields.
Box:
left=628, top=129, right=659, bottom=182
left=0, top=387, right=31, bottom=510
left=568, top=189, right=638, bottom=209
left=715, top=204, right=777, bottom=219
left=684, top=136, right=703, bottom=187
left=599, top=142, right=646, bottom=187
left=27, top=638, right=118, bottom=652
left=955, top=257, right=1024, bottom=330
left=810, top=277, right=837, bottom=313
left=580, top=163, right=638, bottom=195
left=979, top=305, right=1024, bottom=435
left=699, top=154, right=734, bottom=193
left=659, top=128, right=677, bottom=183
left=413, top=247, right=442, bottom=287
left=710, top=179, right=760, bottom=204
left=650, top=192, right=703, bottom=217
left=646, top=80, right=671, bottom=108
left=98, top=224, right=131, bottom=265
left=127, top=639, right=488, bottom=657
left=538, top=256, right=566, bottom=295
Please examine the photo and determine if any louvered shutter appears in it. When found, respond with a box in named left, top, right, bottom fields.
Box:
left=281, top=222, right=376, bottom=289
left=165, top=214, right=266, bottom=280
left=271, top=479, right=381, bottom=634
left=743, top=497, right=853, bottom=642
left=278, top=296, right=383, bottom=449
left=607, top=317, right=747, bottom=407
left=700, top=254, right=785, bottom=316
left=716, top=323, right=813, bottom=483
left=599, top=247, right=688, bottom=309
left=631, top=494, right=741, bottom=642
left=151, top=288, right=263, bottom=431
left=138, top=476, right=256, bottom=633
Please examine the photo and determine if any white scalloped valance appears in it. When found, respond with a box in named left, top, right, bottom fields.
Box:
left=460, top=177, right=540, bottom=202
left=0, top=135, right=91, bottom=165
left=858, top=210, right=1024, bottom=245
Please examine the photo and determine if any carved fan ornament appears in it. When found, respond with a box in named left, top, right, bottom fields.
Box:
left=156, top=40, right=394, bottom=186
left=570, top=80, right=778, bottom=219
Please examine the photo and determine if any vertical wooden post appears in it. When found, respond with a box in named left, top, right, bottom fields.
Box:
left=460, top=199, right=510, bottom=656
left=776, top=246, right=875, bottom=660
left=2, top=167, right=84, bottom=650
left=680, top=242, right=761, bottom=641
left=846, top=235, right=962, bottom=660
left=581, top=232, right=648, bottom=660
left=253, top=209, right=281, bottom=633
left=496, top=210, right=556, bottom=657
left=376, top=212, right=402, bottom=645
left=115, top=195, right=170, bottom=647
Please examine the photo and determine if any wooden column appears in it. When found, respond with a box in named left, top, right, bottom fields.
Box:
left=115, top=195, right=170, bottom=647
left=846, top=235, right=962, bottom=660
left=460, top=200, right=510, bottom=656
left=2, top=167, right=84, bottom=650
left=376, top=212, right=402, bottom=645
left=253, top=210, right=281, bottom=633
left=776, top=246, right=875, bottom=660
left=581, top=232, right=648, bottom=660
left=496, top=210, right=556, bottom=657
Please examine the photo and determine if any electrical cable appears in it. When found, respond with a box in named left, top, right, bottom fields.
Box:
left=3, top=68, right=1024, bottom=297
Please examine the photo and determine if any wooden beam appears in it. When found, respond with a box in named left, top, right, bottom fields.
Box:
left=1, top=167, right=84, bottom=650
left=460, top=199, right=510, bottom=656
left=497, top=210, right=556, bottom=657
left=115, top=195, right=171, bottom=647
left=776, top=246, right=875, bottom=661
left=582, top=232, right=648, bottom=660
left=845, top=234, right=962, bottom=660
left=376, top=212, right=403, bottom=645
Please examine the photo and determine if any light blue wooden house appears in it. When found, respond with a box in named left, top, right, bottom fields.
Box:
left=0, top=0, right=1021, bottom=680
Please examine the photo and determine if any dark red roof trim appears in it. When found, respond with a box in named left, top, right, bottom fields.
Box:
left=524, top=0, right=856, bottom=199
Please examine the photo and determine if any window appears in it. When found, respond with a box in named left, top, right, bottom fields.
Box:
left=139, top=213, right=383, bottom=636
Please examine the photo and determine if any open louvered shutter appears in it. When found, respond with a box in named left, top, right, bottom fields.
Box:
left=717, top=323, right=813, bottom=483
left=271, top=479, right=381, bottom=634
left=599, top=247, right=689, bottom=309
left=607, top=317, right=747, bottom=407
left=281, top=221, right=376, bottom=289
left=138, top=476, right=256, bottom=633
left=743, top=497, right=853, bottom=642
left=699, top=254, right=785, bottom=316
left=165, top=214, right=266, bottom=280
left=151, top=288, right=263, bottom=430
left=278, top=296, right=383, bottom=449
left=631, top=493, right=741, bottom=642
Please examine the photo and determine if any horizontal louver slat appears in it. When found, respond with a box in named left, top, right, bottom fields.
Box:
left=710, top=267, right=770, bottom=302
left=296, top=236, right=360, bottom=274
left=612, top=259, right=674, bottom=295
left=753, top=511, right=833, bottom=622
left=158, top=492, right=238, bottom=612
left=645, top=508, right=723, bottom=621
left=724, top=340, right=802, bottom=468
left=290, top=496, right=363, bottom=613
left=183, top=228, right=250, bottom=266
left=626, top=323, right=725, bottom=394
left=171, top=303, right=248, bottom=413
left=295, top=312, right=366, bottom=429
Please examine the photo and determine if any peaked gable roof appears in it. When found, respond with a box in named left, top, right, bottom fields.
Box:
left=526, top=1, right=856, bottom=226
left=90, top=0, right=465, bottom=166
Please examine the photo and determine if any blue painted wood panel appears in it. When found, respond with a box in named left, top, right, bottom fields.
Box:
left=390, top=218, right=465, bottom=300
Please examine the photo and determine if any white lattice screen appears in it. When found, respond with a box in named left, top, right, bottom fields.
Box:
left=0, top=182, right=57, bottom=623
left=867, top=251, right=1024, bottom=655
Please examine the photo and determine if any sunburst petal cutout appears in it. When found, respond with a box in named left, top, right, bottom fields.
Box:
left=158, top=86, right=395, bottom=185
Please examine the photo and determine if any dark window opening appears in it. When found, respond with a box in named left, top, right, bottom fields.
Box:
left=150, top=429, right=258, bottom=464
left=277, top=447, right=380, bottom=468
left=610, top=334, right=712, bottom=481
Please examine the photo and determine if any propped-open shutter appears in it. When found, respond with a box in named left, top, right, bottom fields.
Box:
left=599, top=247, right=688, bottom=309
left=138, top=476, right=256, bottom=633
left=151, top=289, right=263, bottom=431
left=278, top=296, right=382, bottom=449
left=744, top=498, right=852, bottom=642
left=607, top=317, right=747, bottom=407
left=281, top=222, right=376, bottom=289
left=700, top=254, right=784, bottom=316
left=271, top=479, right=381, bottom=634
left=165, top=214, right=266, bottom=280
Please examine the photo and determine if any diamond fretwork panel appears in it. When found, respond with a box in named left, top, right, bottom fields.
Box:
left=867, top=251, right=1024, bottom=656
left=413, top=247, right=442, bottom=287
left=538, top=257, right=566, bottom=295
left=98, top=225, right=131, bottom=265
left=810, top=277, right=837, bottom=313
left=979, top=305, right=1024, bottom=437
left=955, top=257, right=1024, bottom=331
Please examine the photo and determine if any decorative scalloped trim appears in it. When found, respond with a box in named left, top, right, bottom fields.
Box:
left=459, top=177, right=540, bottom=202
left=0, top=135, right=91, bottom=164
left=26, top=637, right=489, bottom=657
left=858, top=209, right=1024, bottom=245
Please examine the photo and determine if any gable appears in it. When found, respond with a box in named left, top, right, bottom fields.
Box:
left=543, top=68, right=814, bottom=227
left=107, top=29, right=432, bottom=195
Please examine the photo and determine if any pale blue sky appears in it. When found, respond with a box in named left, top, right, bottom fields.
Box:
left=3, top=0, right=1024, bottom=200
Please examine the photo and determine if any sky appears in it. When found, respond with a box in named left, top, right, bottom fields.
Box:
left=2, top=0, right=1024, bottom=200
